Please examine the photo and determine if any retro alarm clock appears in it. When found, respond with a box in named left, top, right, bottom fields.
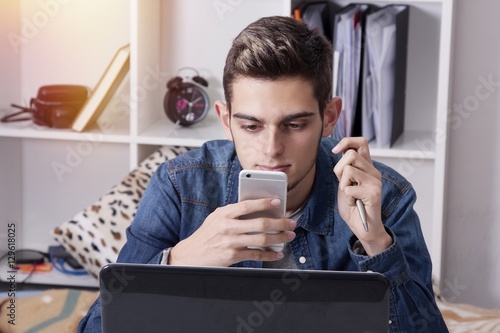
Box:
left=163, top=68, right=210, bottom=126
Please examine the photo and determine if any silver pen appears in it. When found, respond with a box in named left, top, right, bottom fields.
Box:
left=356, top=198, right=369, bottom=232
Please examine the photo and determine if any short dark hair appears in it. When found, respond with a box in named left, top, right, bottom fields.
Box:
left=222, top=16, right=333, bottom=115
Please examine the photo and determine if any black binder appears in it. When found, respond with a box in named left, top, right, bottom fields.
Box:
left=389, top=5, right=410, bottom=148
left=362, top=5, right=410, bottom=148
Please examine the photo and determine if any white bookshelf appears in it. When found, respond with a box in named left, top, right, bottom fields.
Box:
left=0, top=0, right=453, bottom=286
left=291, top=0, right=454, bottom=281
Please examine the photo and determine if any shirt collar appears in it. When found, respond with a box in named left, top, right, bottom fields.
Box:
left=298, top=142, right=339, bottom=236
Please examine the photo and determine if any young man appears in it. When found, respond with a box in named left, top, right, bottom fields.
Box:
left=79, top=16, right=448, bottom=332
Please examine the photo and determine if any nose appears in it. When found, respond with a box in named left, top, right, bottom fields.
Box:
left=260, top=127, right=284, bottom=157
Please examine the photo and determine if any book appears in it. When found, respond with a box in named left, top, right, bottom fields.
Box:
left=71, top=44, right=130, bottom=132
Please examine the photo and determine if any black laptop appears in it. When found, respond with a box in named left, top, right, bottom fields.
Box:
left=100, top=264, right=390, bottom=333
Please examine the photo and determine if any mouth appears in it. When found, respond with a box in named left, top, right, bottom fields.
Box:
left=257, top=165, right=290, bottom=172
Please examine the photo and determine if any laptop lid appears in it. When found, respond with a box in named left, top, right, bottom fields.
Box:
left=100, top=263, right=389, bottom=333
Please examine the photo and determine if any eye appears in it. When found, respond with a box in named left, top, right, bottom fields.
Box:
left=240, top=124, right=259, bottom=132
left=285, top=122, right=305, bottom=130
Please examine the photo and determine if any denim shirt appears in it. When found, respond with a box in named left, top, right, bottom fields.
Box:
left=78, top=138, right=448, bottom=333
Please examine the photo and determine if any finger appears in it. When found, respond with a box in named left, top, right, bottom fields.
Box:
left=337, top=165, right=361, bottom=206
left=237, top=218, right=296, bottom=235
left=337, top=163, right=382, bottom=205
left=333, top=149, right=381, bottom=183
left=337, top=164, right=359, bottom=190
left=241, top=229, right=296, bottom=248
left=339, top=179, right=382, bottom=208
left=239, top=248, right=287, bottom=262
left=230, top=198, right=283, bottom=219
left=333, top=150, right=373, bottom=181
left=333, top=149, right=357, bottom=179
left=332, top=137, right=372, bottom=163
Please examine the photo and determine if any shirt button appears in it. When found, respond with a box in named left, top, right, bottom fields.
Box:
left=299, top=256, right=307, bottom=264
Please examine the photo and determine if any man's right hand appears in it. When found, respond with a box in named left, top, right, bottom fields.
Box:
left=168, top=198, right=296, bottom=267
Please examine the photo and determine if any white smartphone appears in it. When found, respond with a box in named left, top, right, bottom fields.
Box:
left=238, top=170, right=288, bottom=252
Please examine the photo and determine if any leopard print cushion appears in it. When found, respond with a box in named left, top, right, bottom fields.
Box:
left=52, top=146, right=194, bottom=279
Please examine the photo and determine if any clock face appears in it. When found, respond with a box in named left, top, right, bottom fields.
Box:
left=165, top=82, right=209, bottom=126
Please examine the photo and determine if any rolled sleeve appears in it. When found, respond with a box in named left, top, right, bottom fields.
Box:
left=348, top=228, right=411, bottom=287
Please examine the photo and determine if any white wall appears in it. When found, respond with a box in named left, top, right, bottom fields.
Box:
left=442, top=0, right=500, bottom=308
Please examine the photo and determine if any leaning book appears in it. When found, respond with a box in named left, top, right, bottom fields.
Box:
left=71, top=44, right=130, bottom=132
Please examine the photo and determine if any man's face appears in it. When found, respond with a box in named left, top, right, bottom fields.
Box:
left=216, top=77, right=339, bottom=198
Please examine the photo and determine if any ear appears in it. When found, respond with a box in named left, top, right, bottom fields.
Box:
left=321, top=97, right=342, bottom=138
left=214, top=100, right=234, bottom=141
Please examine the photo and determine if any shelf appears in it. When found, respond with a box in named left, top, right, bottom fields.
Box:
left=0, top=110, right=437, bottom=159
left=0, top=110, right=131, bottom=144
left=370, top=130, right=436, bottom=159
left=137, top=113, right=226, bottom=147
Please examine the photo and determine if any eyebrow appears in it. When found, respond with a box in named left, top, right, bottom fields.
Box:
left=232, top=111, right=316, bottom=123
